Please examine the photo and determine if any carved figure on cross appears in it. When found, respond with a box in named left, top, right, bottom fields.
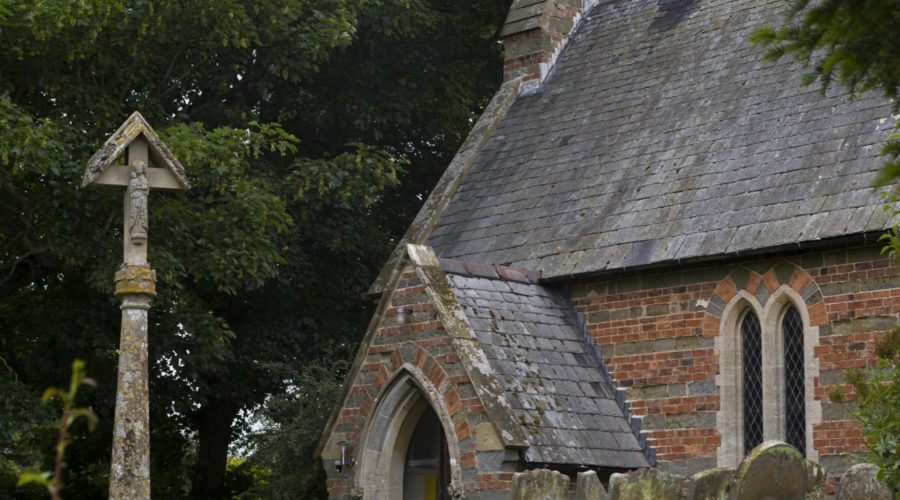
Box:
left=128, top=162, right=150, bottom=244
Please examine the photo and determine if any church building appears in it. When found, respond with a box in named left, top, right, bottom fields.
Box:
left=319, top=0, right=899, bottom=498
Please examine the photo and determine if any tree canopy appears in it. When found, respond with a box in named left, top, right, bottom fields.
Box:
left=0, top=0, right=510, bottom=498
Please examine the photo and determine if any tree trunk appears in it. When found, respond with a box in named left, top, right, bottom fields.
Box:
left=190, top=395, right=238, bottom=499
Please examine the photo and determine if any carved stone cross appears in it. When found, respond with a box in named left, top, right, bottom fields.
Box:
left=83, top=112, right=189, bottom=500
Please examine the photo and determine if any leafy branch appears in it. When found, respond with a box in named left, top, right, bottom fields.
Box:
left=17, top=360, right=98, bottom=500
left=829, top=328, right=900, bottom=493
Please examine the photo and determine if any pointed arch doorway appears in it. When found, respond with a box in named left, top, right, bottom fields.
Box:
left=358, top=371, right=458, bottom=500
left=403, top=406, right=451, bottom=500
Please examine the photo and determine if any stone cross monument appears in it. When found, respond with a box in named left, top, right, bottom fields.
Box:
left=83, top=112, right=189, bottom=499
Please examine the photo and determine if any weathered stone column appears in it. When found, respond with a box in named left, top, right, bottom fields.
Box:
left=109, top=136, right=155, bottom=500
left=109, top=265, right=155, bottom=499
left=83, top=112, right=189, bottom=500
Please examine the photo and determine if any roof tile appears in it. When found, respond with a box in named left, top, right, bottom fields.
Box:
left=445, top=271, right=651, bottom=468
left=427, top=0, right=895, bottom=277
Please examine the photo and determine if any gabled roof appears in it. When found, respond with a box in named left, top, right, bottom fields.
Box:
left=441, top=258, right=651, bottom=467
left=83, top=111, right=189, bottom=189
left=321, top=244, right=651, bottom=469
left=427, top=0, right=896, bottom=278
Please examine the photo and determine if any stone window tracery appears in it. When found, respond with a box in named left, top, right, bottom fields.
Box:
left=715, top=280, right=821, bottom=467
left=734, top=300, right=810, bottom=457
left=782, top=305, right=806, bottom=455
left=741, top=311, right=764, bottom=455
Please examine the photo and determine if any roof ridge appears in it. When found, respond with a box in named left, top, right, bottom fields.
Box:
left=437, top=257, right=542, bottom=284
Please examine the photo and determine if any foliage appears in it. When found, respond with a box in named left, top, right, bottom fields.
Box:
left=750, top=0, right=900, bottom=102
left=875, top=132, right=900, bottom=187
left=829, top=328, right=900, bottom=492
left=221, top=458, right=271, bottom=500
left=750, top=0, right=900, bottom=184
left=879, top=190, right=900, bottom=263
left=17, top=360, right=98, bottom=500
left=0, top=372, right=55, bottom=500
left=0, top=0, right=509, bottom=497
left=243, top=344, right=352, bottom=499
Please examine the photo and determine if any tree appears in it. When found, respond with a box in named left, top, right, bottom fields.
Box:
left=242, top=345, right=353, bottom=498
left=0, top=0, right=510, bottom=497
left=240, top=1, right=511, bottom=497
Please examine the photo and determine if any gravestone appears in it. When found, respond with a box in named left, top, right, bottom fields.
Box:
left=511, top=469, right=569, bottom=500
left=804, top=459, right=826, bottom=492
left=608, top=468, right=683, bottom=500
left=835, top=463, right=893, bottom=500
left=686, top=467, right=733, bottom=500
left=732, top=441, right=806, bottom=500
left=576, top=470, right=609, bottom=500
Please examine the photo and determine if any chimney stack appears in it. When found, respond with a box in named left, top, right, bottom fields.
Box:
left=501, top=0, right=584, bottom=91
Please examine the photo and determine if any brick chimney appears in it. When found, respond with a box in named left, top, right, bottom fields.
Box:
left=501, top=0, right=584, bottom=91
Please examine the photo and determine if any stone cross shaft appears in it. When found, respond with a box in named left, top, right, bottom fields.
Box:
left=83, top=112, right=188, bottom=500
left=110, top=138, right=155, bottom=499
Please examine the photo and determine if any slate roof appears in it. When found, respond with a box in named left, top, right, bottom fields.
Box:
left=428, top=0, right=897, bottom=278
left=442, top=259, right=652, bottom=467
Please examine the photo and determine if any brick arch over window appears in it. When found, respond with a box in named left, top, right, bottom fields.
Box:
left=704, top=263, right=825, bottom=467
left=355, top=343, right=463, bottom=499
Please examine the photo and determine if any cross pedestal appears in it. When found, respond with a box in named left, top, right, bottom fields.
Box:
left=83, top=112, right=189, bottom=499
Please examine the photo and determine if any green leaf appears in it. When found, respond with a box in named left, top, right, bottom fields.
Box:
left=16, top=471, right=51, bottom=488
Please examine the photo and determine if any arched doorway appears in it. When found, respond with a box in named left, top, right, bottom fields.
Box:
left=403, top=406, right=451, bottom=500
left=357, top=370, right=460, bottom=499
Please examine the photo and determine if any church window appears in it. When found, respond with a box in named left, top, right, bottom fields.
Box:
left=741, top=311, right=764, bottom=455
left=718, top=287, right=819, bottom=467
left=782, top=305, right=806, bottom=454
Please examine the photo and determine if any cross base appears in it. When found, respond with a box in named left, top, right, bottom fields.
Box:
left=114, top=265, right=157, bottom=298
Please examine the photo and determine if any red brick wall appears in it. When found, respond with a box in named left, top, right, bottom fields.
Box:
left=570, top=244, right=899, bottom=476
left=325, top=268, right=507, bottom=499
